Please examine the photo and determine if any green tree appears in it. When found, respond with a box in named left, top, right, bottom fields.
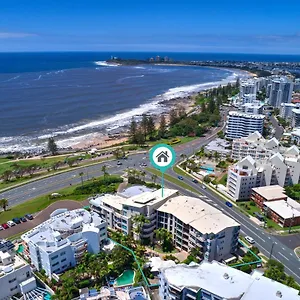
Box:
left=136, top=128, right=146, bottom=146
left=132, top=214, right=150, bottom=239
left=203, top=175, right=211, bottom=183
left=201, top=102, right=206, bottom=112
left=207, top=98, right=216, bottom=113
left=141, top=114, right=149, bottom=139
left=101, top=165, right=108, bottom=178
left=47, top=137, right=58, bottom=155
left=151, top=174, right=158, bottom=183
left=158, top=114, right=167, bottom=138
left=155, top=228, right=174, bottom=252
left=169, top=109, right=178, bottom=126
left=129, top=117, right=138, bottom=143
left=1, top=170, right=13, bottom=182
left=147, top=115, right=156, bottom=139
left=79, top=172, right=84, bottom=186
left=0, top=198, right=8, bottom=211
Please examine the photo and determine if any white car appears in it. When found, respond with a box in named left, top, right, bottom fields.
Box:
left=245, top=236, right=255, bottom=244
left=0, top=225, right=3, bottom=231
left=7, top=220, right=16, bottom=227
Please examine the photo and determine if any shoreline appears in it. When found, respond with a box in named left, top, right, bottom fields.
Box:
left=0, top=68, right=252, bottom=155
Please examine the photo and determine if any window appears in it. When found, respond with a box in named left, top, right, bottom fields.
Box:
left=60, top=251, right=66, bottom=256
left=61, top=258, right=67, bottom=263
left=51, top=255, right=58, bottom=260
left=26, top=271, right=30, bottom=278
left=52, top=262, right=59, bottom=267
left=10, top=286, right=18, bottom=291
left=9, top=278, right=17, bottom=283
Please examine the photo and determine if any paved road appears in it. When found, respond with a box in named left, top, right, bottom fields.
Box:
left=270, top=115, right=284, bottom=140
left=1, top=115, right=300, bottom=282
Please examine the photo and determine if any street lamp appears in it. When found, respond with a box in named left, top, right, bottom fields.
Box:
left=269, top=242, right=275, bottom=260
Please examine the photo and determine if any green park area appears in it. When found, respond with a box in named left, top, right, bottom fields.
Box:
left=0, top=175, right=122, bottom=224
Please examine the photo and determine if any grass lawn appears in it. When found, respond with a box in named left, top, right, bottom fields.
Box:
left=149, top=136, right=196, bottom=147
left=153, top=246, right=177, bottom=254
left=0, top=185, right=88, bottom=224
left=218, top=173, right=227, bottom=186
left=173, top=166, right=192, bottom=178
left=146, top=167, right=199, bottom=194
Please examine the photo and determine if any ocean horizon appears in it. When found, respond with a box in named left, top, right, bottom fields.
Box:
left=0, top=52, right=258, bottom=153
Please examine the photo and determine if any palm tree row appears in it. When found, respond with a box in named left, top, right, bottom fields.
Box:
left=0, top=198, right=8, bottom=211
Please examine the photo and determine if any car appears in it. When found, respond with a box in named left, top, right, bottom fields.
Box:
left=192, top=179, right=198, bottom=183
left=117, top=161, right=122, bottom=165
left=7, top=220, right=16, bottom=227
left=25, top=214, right=33, bottom=220
left=12, top=218, right=21, bottom=224
left=202, top=185, right=206, bottom=189
left=245, top=236, right=255, bottom=244
left=178, top=176, right=183, bottom=180
left=1, top=223, right=9, bottom=229
left=0, top=225, right=3, bottom=231
left=20, top=216, right=27, bottom=222
left=225, top=201, right=233, bottom=208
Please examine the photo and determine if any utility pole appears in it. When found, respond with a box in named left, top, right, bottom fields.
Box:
left=269, top=242, right=275, bottom=260
left=288, top=213, right=295, bottom=234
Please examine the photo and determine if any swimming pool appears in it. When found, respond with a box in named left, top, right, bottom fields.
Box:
left=200, top=165, right=214, bottom=172
left=17, top=244, right=24, bottom=253
left=115, top=270, right=135, bottom=287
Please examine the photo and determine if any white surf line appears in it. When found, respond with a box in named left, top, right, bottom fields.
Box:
left=278, top=252, right=290, bottom=261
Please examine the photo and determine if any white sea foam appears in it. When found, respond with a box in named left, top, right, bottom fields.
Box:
left=94, top=61, right=120, bottom=67
left=117, top=74, right=145, bottom=83
left=2, top=75, right=20, bottom=83
left=34, top=75, right=42, bottom=81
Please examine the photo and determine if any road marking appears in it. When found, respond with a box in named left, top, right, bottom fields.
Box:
left=282, top=247, right=285, bottom=250
left=274, top=242, right=278, bottom=245
left=268, top=236, right=271, bottom=239
left=213, top=203, right=218, bottom=207
left=278, top=252, right=289, bottom=261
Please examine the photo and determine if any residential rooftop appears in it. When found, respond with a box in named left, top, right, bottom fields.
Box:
left=21, top=209, right=105, bottom=252
left=228, top=111, right=265, bottom=119
left=252, top=185, right=287, bottom=201
left=160, top=261, right=299, bottom=300
left=264, top=198, right=300, bottom=219
left=157, top=196, right=239, bottom=234
left=0, top=252, right=27, bottom=278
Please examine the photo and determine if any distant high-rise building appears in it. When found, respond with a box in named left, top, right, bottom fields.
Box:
left=155, top=55, right=161, bottom=62
left=269, top=77, right=293, bottom=108
left=239, top=80, right=257, bottom=98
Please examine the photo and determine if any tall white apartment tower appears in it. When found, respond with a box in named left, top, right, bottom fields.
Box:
left=269, top=77, right=294, bottom=108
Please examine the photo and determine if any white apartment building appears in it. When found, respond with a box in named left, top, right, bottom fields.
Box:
left=21, top=208, right=107, bottom=277
left=280, top=103, right=299, bottom=119
left=157, top=196, right=240, bottom=261
left=159, top=261, right=300, bottom=300
left=241, top=93, right=257, bottom=105
left=292, top=108, right=300, bottom=128
left=225, top=111, right=265, bottom=139
left=269, top=77, right=294, bottom=108
left=239, top=80, right=257, bottom=98
left=291, top=128, right=300, bottom=145
left=90, top=188, right=178, bottom=240
left=241, top=101, right=264, bottom=115
left=231, top=131, right=280, bottom=161
left=227, top=145, right=300, bottom=200
left=0, top=239, right=37, bottom=299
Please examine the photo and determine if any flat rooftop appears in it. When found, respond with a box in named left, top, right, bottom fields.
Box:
left=252, top=185, right=287, bottom=201
left=157, top=196, right=239, bottom=234
left=0, top=253, right=28, bottom=277
left=264, top=198, right=300, bottom=219
left=161, top=261, right=299, bottom=300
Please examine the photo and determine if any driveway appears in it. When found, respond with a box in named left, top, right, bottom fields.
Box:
left=0, top=200, right=89, bottom=239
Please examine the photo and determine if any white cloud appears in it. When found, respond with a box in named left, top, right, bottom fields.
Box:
left=0, top=32, right=37, bottom=38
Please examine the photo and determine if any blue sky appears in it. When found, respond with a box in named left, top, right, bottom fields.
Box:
left=1, top=0, right=300, bottom=54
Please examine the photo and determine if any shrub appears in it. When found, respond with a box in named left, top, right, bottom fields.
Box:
left=78, top=279, right=90, bottom=289
left=250, top=201, right=256, bottom=206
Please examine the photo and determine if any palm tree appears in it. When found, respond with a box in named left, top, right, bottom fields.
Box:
left=151, top=174, right=158, bottom=183
left=0, top=198, right=8, bottom=211
left=180, top=153, right=187, bottom=161
left=140, top=171, right=146, bottom=182
left=155, top=228, right=173, bottom=252
left=132, top=214, right=150, bottom=239
left=79, top=172, right=84, bottom=186
left=101, top=165, right=108, bottom=178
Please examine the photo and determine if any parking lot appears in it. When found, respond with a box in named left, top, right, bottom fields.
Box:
left=0, top=200, right=88, bottom=239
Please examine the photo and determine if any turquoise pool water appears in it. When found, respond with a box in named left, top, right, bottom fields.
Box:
left=17, top=244, right=24, bottom=253
left=200, top=166, right=214, bottom=172
left=44, top=293, right=51, bottom=300
left=115, top=270, right=135, bottom=287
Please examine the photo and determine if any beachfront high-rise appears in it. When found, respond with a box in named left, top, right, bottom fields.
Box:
left=21, top=208, right=107, bottom=277
left=269, top=77, right=294, bottom=108
left=225, top=111, right=265, bottom=139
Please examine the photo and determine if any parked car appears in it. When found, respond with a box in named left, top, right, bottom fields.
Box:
left=202, top=185, right=206, bottom=189
left=178, top=176, right=183, bottom=180
left=117, top=161, right=122, bottom=165
left=12, top=218, right=21, bottom=224
left=245, top=236, right=255, bottom=244
left=192, top=179, right=198, bottom=183
left=7, top=220, right=16, bottom=227
left=0, top=225, right=3, bottom=231
left=20, top=216, right=27, bottom=222
left=225, top=201, right=233, bottom=208
left=25, top=214, right=33, bottom=220
left=1, top=223, right=9, bottom=229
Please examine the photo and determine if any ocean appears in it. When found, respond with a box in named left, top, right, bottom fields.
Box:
left=2, top=51, right=292, bottom=153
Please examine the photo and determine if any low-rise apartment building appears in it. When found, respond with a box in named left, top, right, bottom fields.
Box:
left=21, top=208, right=107, bottom=277
left=90, top=188, right=178, bottom=240
left=157, top=196, right=240, bottom=261
left=231, top=131, right=279, bottom=161
left=228, top=146, right=300, bottom=200
left=159, top=261, right=300, bottom=300
left=0, top=239, right=37, bottom=299
left=226, top=111, right=265, bottom=140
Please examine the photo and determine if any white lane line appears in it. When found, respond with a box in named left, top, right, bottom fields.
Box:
left=282, top=247, right=285, bottom=250
left=274, top=242, right=278, bottom=245
left=278, top=252, right=290, bottom=261
left=290, top=253, right=293, bottom=256
left=268, top=236, right=271, bottom=239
